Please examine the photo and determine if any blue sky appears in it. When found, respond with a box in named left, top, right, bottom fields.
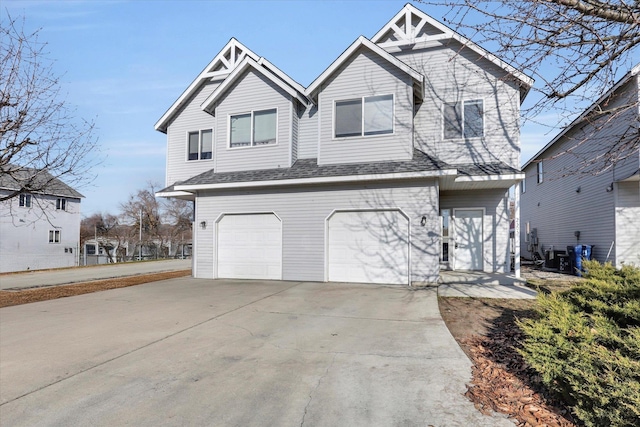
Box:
left=4, top=0, right=558, bottom=217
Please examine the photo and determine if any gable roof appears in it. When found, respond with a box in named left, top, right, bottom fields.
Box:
left=201, top=56, right=310, bottom=114
left=522, top=63, right=640, bottom=170
left=306, top=36, right=425, bottom=101
left=0, top=166, right=84, bottom=199
left=372, top=3, right=533, bottom=99
left=155, top=38, right=260, bottom=133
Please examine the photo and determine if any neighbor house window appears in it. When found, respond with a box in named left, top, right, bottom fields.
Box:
left=49, top=230, right=61, bottom=243
left=537, top=161, right=543, bottom=183
left=443, top=99, right=484, bottom=139
left=56, top=198, right=66, bottom=211
left=19, top=194, right=32, bottom=207
left=334, top=94, right=394, bottom=138
left=521, top=178, right=526, bottom=194
left=188, top=129, right=213, bottom=161
left=229, top=108, right=277, bottom=148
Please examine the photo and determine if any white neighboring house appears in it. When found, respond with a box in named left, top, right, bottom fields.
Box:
left=520, top=64, right=640, bottom=268
left=0, top=168, right=84, bottom=273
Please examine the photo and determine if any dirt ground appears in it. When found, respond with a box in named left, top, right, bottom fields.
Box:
left=439, top=266, right=583, bottom=426
left=0, top=270, right=191, bottom=308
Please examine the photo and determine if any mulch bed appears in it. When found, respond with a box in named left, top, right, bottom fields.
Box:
left=0, top=270, right=191, bottom=308
left=461, top=311, right=579, bottom=426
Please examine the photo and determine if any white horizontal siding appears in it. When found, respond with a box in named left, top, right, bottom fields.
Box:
left=165, top=81, right=219, bottom=186
left=394, top=42, right=522, bottom=168
left=440, top=189, right=511, bottom=273
left=520, top=75, right=640, bottom=264
left=214, top=70, right=293, bottom=173
left=193, top=180, right=439, bottom=283
left=318, top=47, right=414, bottom=165
left=615, top=181, right=640, bottom=267
left=0, top=192, right=81, bottom=272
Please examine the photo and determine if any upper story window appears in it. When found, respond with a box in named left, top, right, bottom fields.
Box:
left=49, top=230, right=61, bottom=243
left=521, top=178, right=526, bottom=194
left=188, top=129, right=213, bottom=161
left=229, top=108, right=277, bottom=148
left=537, top=161, right=543, bottom=183
left=56, top=198, right=67, bottom=211
left=443, top=99, right=484, bottom=139
left=335, top=94, right=394, bottom=138
left=19, top=194, right=32, bottom=208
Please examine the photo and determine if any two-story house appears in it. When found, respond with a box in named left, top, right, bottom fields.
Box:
left=0, top=167, right=83, bottom=272
left=156, top=4, right=533, bottom=285
left=521, top=64, right=640, bottom=268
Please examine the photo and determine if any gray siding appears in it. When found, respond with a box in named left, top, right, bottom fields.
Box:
left=520, top=76, right=640, bottom=264
left=297, top=104, right=318, bottom=159
left=193, top=181, right=440, bottom=283
left=214, top=70, right=293, bottom=173
left=440, top=189, right=511, bottom=273
left=291, top=102, right=298, bottom=163
left=317, top=48, right=414, bottom=165
left=616, top=181, right=640, bottom=267
left=165, top=81, right=219, bottom=186
left=394, top=42, right=522, bottom=168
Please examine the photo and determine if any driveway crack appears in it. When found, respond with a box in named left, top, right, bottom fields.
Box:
left=300, top=353, right=336, bottom=427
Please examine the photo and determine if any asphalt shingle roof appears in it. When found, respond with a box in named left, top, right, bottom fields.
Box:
left=160, top=149, right=520, bottom=193
left=0, top=166, right=84, bottom=198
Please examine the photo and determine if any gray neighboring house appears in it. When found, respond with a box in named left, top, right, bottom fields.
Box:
left=156, top=4, right=533, bottom=285
left=520, top=64, right=640, bottom=268
left=0, top=167, right=84, bottom=272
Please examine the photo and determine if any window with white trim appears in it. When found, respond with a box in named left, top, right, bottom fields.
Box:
left=521, top=178, right=526, bottom=194
left=537, top=161, right=543, bottom=183
left=49, top=230, right=61, bottom=243
left=188, top=129, right=213, bottom=161
left=443, top=99, right=484, bottom=139
left=19, top=194, right=32, bottom=207
left=229, top=108, right=277, bottom=148
left=335, top=94, right=394, bottom=138
left=56, top=198, right=67, bottom=211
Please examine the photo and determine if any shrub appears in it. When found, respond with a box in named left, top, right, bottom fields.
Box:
left=518, top=260, right=640, bottom=427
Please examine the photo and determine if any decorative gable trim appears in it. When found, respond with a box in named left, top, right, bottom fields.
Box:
left=200, top=57, right=310, bottom=114
left=372, top=4, right=534, bottom=95
left=155, top=38, right=259, bottom=133
left=306, top=36, right=425, bottom=101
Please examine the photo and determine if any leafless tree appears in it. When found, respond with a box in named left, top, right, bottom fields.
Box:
left=119, top=182, right=193, bottom=259
left=0, top=14, right=100, bottom=202
left=419, top=0, right=640, bottom=174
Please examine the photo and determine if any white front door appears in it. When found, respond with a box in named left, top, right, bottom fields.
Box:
left=454, top=209, right=483, bottom=271
left=217, top=213, right=282, bottom=280
left=327, top=210, right=409, bottom=285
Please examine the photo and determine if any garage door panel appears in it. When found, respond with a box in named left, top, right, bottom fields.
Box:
left=217, top=214, right=282, bottom=280
left=328, top=211, right=409, bottom=285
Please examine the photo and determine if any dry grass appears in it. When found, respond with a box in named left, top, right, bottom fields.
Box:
left=0, top=270, right=191, bottom=308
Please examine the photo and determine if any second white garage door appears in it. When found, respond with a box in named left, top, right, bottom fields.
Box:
left=327, top=210, right=409, bottom=285
left=217, top=213, right=282, bottom=280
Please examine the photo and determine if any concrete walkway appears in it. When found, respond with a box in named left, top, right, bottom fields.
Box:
left=438, top=270, right=537, bottom=299
left=0, top=259, right=191, bottom=290
left=0, top=278, right=513, bottom=426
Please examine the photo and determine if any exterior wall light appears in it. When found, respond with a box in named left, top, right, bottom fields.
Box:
left=200, top=221, right=207, bottom=230
left=420, top=216, right=427, bottom=226
left=606, top=183, right=614, bottom=192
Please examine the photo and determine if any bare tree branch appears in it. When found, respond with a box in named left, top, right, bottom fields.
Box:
left=0, top=13, right=101, bottom=205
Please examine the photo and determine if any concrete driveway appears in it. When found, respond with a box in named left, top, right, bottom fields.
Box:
left=0, top=278, right=512, bottom=426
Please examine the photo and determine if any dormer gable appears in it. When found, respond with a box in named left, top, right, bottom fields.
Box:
left=306, top=36, right=424, bottom=102
left=155, top=38, right=259, bottom=133
left=372, top=4, right=534, bottom=102
left=201, top=56, right=310, bottom=115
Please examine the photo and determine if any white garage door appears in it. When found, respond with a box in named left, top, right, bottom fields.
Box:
left=217, top=213, right=282, bottom=280
left=328, top=210, right=409, bottom=285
